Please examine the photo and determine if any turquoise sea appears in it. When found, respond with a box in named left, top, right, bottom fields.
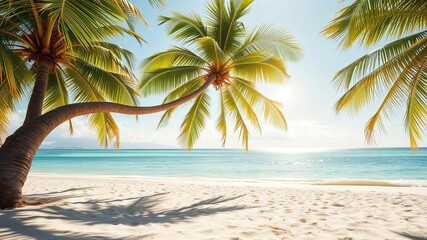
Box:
left=31, top=148, right=427, bottom=186
left=32, top=148, right=427, bottom=186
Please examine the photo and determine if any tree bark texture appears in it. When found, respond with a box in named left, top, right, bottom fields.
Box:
left=23, top=56, right=52, bottom=124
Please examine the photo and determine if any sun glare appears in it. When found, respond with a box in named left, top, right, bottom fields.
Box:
left=272, top=85, right=295, bottom=106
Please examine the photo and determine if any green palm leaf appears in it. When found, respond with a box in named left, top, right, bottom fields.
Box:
left=159, top=12, right=207, bottom=44
left=217, top=0, right=253, bottom=51
left=71, top=59, right=138, bottom=105
left=234, top=77, right=287, bottom=130
left=140, top=65, right=203, bottom=96
left=405, top=57, right=427, bottom=148
left=195, top=37, right=228, bottom=68
left=0, top=81, right=16, bottom=144
left=178, top=93, right=211, bottom=149
left=334, top=31, right=427, bottom=92
left=324, top=0, right=427, bottom=147
left=88, top=112, right=120, bottom=148
left=43, top=68, right=69, bottom=111
left=141, top=47, right=207, bottom=73
left=157, top=77, right=204, bottom=129
left=64, top=62, right=128, bottom=148
left=0, top=42, right=32, bottom=96
left=322, top=0, right=427, bottom=49
left=217, top=87, right=227, bottom=146
left=71, top=43, right=136, bottom=81
left=233, top=56, right=289, bottom=84
left=334, top=33, right=427, bottom=114
left=223, top=86, right=249, bottom=149
left=234, top=24, right=302, bottom=60
left=228, top=82, right=261, bottom=133
left=44, top=0, right=145, bottom=48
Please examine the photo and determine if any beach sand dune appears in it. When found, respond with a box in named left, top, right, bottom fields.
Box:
left=1, top=174, right=426, bottom=239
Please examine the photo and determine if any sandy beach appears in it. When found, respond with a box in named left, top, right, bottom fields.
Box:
left=1, top=174, right=426, bottom=240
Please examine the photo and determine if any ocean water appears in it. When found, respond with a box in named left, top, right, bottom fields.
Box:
left=31, top=148, right=427, bottom=185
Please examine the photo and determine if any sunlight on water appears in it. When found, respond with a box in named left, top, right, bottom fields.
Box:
left=259, top=148, right=341, bottom=153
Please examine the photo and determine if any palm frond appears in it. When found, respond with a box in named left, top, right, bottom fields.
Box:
left=44, top=0, right=144, bottom=48
left=140, top=65, right=203, bottom=96
left=334, top=31, right=427, bottom=91
left=0, top=42, right=32, bottom=96
left=216, top=87, right=227, bottom=146
left=43, top=68, right=69, bottom=111
left=71, top=59, right=138, bottom=105
left=405, top=58, right=427, bottom=148
left=223, top=86, right=249, bottom=149
left=141, top=47, right=207, bottom=72
left=64, top=62, right=124, bottom=147
left=364, top=54, right=420, bottom=144
left=43, top=68, right=75, bottom=135
left=229, top=81, right=261, bottom=133
left=334, top=32, right=427, bottom=114
left=233, top=77, right=287, bottom=130
left=0, top=80, right=16, bottom=144
left=233, top=55, right=289, bottom=84
left=88, top=112, right=120, bottom=148
left=322, top=0, right=427, bottom=49
left=206, top=0, right=227, bottom=47
left=157, top=77, right=204, bottom=129
left=159, top=12, right=207, bottom=44
left=178, top=93, right=211, bottom=149
left=148, top=0, right=166, bottom=8
left=70, top=42, right=137, bottom=81
left=195, top=37, right=228, bottom=68
left=234, top=23, right=302, bottom=61
left=220, top=0, right=253, bottom=51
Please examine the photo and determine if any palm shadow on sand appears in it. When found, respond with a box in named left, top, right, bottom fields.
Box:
left=0, top=188, right=249, bottom=240
left=395, top=232, right=427, bottom=240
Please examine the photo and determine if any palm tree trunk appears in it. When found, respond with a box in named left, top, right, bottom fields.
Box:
left=0, top=75, right=216, bottom=209
left=23, top=56, right=52, bottom=124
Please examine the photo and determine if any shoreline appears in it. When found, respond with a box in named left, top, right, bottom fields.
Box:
left=29, top=172, right=427, bottom=188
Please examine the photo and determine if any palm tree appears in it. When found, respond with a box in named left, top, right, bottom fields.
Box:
left=0, top=0, right=210, bottom=209
left=140, top=0, right=302, bottom=149
left=322, top=0, right=427, bottom=147
left=0, top=0, right=300, bottom=209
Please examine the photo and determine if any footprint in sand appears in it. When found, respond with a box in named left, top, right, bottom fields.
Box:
left=200, top=229, right=214, bottom=234
left=227, top=225, right=239, bottom=229
left=240, top=231, right=256, bottom=237
left=261, top=225, right=290, bottom=235
left=332, top=203, right=345, bottom=207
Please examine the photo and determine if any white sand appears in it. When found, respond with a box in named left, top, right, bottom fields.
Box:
left=1, top=174, right=427, bottom=240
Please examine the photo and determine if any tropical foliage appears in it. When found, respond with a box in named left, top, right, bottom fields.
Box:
left=140, top=0, right=302, bottom=149
left=322, top=0, right=427, bottom=147
left=0, top=0, right=163, bottom=147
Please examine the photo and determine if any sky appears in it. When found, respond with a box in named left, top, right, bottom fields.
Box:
left=9, top=0, right=427, bottom=149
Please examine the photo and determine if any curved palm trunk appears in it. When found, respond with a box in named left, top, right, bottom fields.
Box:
left=0, top=75, right=216, bottom=209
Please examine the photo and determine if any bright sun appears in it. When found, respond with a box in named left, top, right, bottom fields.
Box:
left=271, top=85, right=294, bottom=106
